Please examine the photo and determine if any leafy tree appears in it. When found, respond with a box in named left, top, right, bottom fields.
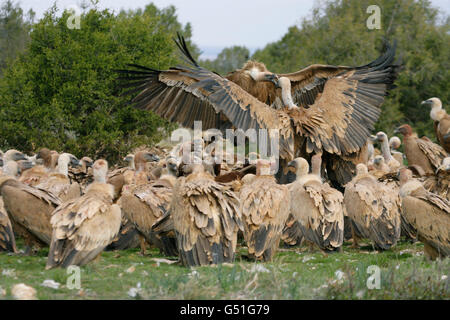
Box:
left=253, top=0, right=449, bottom=140
left=0, top=0, right=34, bottom=76
left=0, top=3, right=196, bottom=163
left=200, top=45, right=250, bottom=75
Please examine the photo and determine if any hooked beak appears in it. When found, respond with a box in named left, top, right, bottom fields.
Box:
left=20, top=160, right=34, bottom=171
left=421, top=100, right=430, bottom=106
left=70, top=156, right=82, bottom=168
left=144, top=153, right=160, bottom=162
left=393, top=127, right=401, bottom=134
left=265, top=73, right=280, bottom=87
left=13, top=152, right=27, bottom=161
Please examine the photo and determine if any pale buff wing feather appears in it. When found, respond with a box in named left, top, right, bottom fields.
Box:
left=401, top=195, right=450, bottom=258
left=416, top=137, right=447, bottom=170
left=47, top=193, right=121, bottom=268
left=0, top=198, right=16, bottom=252
left=240, top=177, right=290, bottom=261
left=1, top=180, right=60, bottom=245
left=344, top=177, right=401, bottom=249
left=172, top=175, right=242, bottom=266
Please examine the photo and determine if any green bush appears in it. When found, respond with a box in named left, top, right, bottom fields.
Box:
left=0, top=4, right=197, bottom=162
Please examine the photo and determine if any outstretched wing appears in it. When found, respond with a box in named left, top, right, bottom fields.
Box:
left=117, top=34, right=294, bottom=160
left=281, top=42, right=398, bottom=155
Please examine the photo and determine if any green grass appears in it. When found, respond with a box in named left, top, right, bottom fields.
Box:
left=0, top=239, right=448, bottom=299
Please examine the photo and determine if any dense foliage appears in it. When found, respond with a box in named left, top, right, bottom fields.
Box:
left=0, top=3, right=199, bottom=162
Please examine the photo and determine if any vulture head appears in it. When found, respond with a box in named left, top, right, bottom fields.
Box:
left=356, top=163, right=369, bottom=175
left=93, top=159, right=108, bottom=183
left=134, top=151, right=160, bottom=171
left=373, top=155, right=385, bottom=167
left=376, top=131, right=388, bottom=143
left=81, top=156, right=94, bottom=168
left=165, top=155, right=180, bottom=176
left=58, top=153, right=81, bottom=169
left=422, top=97, right=444, bottom=121
left=242, top=61, right=278, bottom=84
left=398, top=168, right=413, bottom=186
left=17, top=160, right=34, bottom=173
left=123, top=154, right=135, bottom=168
left=389, top=136, right=401, bottom=150
left=421, top=97, right=442, bottom=108
left=394, top=124, right=413, bottom=137
left=287, top=157, right=309, bottom=177
left=4, top=149, right=27, bottom=162
left=36, top=148, right=51, bottom=161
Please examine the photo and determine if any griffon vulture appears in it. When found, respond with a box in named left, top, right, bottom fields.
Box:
left=170, top=163, right=242, bottom=267
left=376, top=131, right=401, bottom=171
left=0, top=161, right=21, bottom=253
left=239, top=159, right=290, bottom=261
left=120, top=171, right=178, bottom=256
left=399, top=168, right=450, bottom=259
left=19, top=148, right=53, bottom=186
left=389, top=136, right=404, bottom=165
left=344, top=164, right=401, bottom=250
left=117, top=34, right=398, bottom=187
left=34, top=153, right=82, bottom=202
left=423, top=157, right=450, bottom=201
left=287, top=157, right=344, bottom=252
left=108, top=151, right=159, bottom=252
left=1, top=168, right=61, bottom=251
left=423, top=97, right=450, bottom=153
left=394, top=124, right=447, bottom=175
left=46, top=159, right=121, bottom=268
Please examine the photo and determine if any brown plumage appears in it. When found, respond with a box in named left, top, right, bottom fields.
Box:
left=0, top=196, right=16, bottom=252
left=120, top=173, right=178, bottom=256
left=287, top=157, right=344, bottom=252
left=19, top=148, right=54, bottom=186
left=117, top=35, right=398, bottom=187
left=34, top=153, right=81, bottom=202
left=46, top=159, right=121, bottom=268
left=344, top=164, right=401, bottom=250
left=1, top=159, right=60, bottom=251
left=171, top=164, right=242, bottom=267
left=423, top=157, right=450, bottom=201
left=399, top=168, right=450, bottom=259
left=239, top=159, right=290, bottom=261
left=395, top=124, right=447, bottom=175
left=1, top=176, right=61, bottom=249
left=68, top=156, right=93, bottom=191
left=423, top=97, right=450, bottom=153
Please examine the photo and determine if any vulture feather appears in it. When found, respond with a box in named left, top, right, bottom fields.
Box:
left=287, top=157, right=344, bottom=252
left=423, top=97, right=450, bottom=153
left=344, top=164, right=401, bottom=250
left=399, top=168, right=450, bottom=259
left=395, top=124, right=447, bottom=175
left=171, top=164, right=243, bottom=267
left=239, top=159, right=290, bottom=261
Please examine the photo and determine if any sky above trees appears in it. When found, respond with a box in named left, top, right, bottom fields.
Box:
left=18, top=0, right=450, bottom=59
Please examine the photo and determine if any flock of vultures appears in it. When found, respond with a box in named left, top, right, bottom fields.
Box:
left=0, top=35, right=449, bottom=270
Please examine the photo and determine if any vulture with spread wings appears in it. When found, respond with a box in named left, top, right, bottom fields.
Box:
left=117, top=34, right=398, bottom=186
